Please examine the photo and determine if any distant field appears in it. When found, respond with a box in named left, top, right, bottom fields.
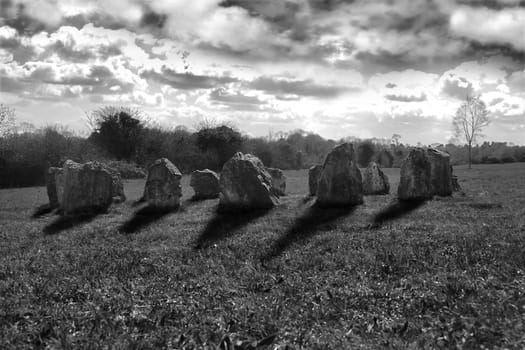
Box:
left=1, top=163, right=525, bottom=349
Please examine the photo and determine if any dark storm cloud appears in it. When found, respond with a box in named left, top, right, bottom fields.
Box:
left=210, top=88, right=264, bottom=105
left=0, top=74, right=25, bottom=93
left=456, top=0, right=525, bottom=9
left=0, top=0, right=46, bottom=35
left=440, top=74, right=474, bottom=99
left=247, top=76, right=355, bottom=98
left=0, top=32, right=36, bottom=63
left=209, top=87, right=278, bottom=112
left=384, top=92, right=427, bottom=102
left=141, top=67, right=238, bottom=90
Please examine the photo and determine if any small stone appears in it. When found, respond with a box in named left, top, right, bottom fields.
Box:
left=397, top=148, right=433, bottom=201
left=62, top=160, right=114, bottom=215
left=144, top=158, right=182, bottom=209
left=266, top=167, right=286, bottom=196
left=219, top=152, right=278, bottom=211
left=308, top=165, right=323, bottom=196
left=45, top=167, right=61, bottom=208
left=190, top=169, right=220, bottom=199
left=427, top=148, right=453, bottom=197
left=363, top=162, right=390, bottom=195
left=316, top=143, right=363, bottom=207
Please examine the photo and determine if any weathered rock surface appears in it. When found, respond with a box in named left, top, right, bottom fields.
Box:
left=55, top=168, right=65, bottom=209
left=144, top=158, right=182, bottom=209
left=427, top=148, right=453, bottom=197
left=62, top=160, right=114, bottom=215
left=266, top=167, right=286, bottom=196
left=316, top=143, right=363, bottom=207
left=190, top=169, right=220, bottom=199
left=363, top=162, right=390, bottom=195
left=219, top=152, right=278, bottom=211
left=102, top=164, right=126, bottom=203
left=397, top=148, right=433, bottom=201
left=308, top=165, right=323, bottom=196
left=45, top=167, right=61, bottom=208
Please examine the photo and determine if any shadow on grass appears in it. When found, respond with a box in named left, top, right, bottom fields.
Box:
left=32, top=203, right=55, bottom=218
left=119, top=205, right=177, bottom=234
left=130, top=197, right=146, bottom=208
left=43, top=213, right=100, bottom=235
left=371, top=199, right=426, bottom=225
left=262, top=204, right=357, bottom=260
left=193, top=208, right=271, bottom=249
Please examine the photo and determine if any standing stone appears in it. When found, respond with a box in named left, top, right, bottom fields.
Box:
left=308, top=165, right=323, bottom=196
left=266, top=167, right=286, bottom=196
left=363, top=162, right=390, bottom=195
left=219, top=152, right=278, bottom=211
left=55, top=168, right=65, bottom=209
left=101, top=164, right=126, bottom=203
left=45, top=167, right=60, bottom=208
left=316, top=143, right=363, bottom=207
left=144, top=158, right=182, bottom=209
left=62, top=160, right=114, bottom=215
left=190, top=169, right=220, bottom=199
left=427, top=148, right=453, bottom=197
left=451, top=166, right=461, bottom=192
left=398, top=148, right=433, bottom=201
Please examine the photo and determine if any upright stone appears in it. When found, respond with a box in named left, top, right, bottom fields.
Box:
left=266, top=167, right=286, bottom=196
left=427, top=148, right=453, bottom=196
left=219, top=152, right=278, bottom=211
left=55, top=168, right=65, bottom=209
left=45, top=167, right=60, bottom=208
left=190, top=169, right=220, bottom=199
left=316, top=143, right=363, bottom=207
left=62, top=160, right=114, bottom=215
left=308, top=165, right=323, bottom=196
left=144, top=158, right=182, bottom=209
left=451, top=166, right=461, bottom=192
left=102, top=164, right=126, bottom=203
left=363, top=162, right=390, bottom=195
left=398, top=148, right=433, bottom=201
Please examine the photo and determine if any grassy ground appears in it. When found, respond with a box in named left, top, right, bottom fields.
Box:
left=1, top=164, right=524, bottom=349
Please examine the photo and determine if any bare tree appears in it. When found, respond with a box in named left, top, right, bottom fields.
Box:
left=452, top=95, right=490, bottom=169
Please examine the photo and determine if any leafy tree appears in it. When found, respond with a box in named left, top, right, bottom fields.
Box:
left=356, top=140, right=376, bottom=167
left=452, top=95, right=490, bottom=169
left=391, top=134, right=401, bottom=146
left=195, top=124, right=243, bottom=170
left=87, top=106, right=144, bottom=160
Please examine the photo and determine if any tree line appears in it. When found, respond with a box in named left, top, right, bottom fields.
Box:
left=0, top=104, right=524, bottom=188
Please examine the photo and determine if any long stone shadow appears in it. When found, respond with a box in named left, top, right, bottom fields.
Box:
left=262, top=204, right=357, bottom=260
left=371, top=199, right=427, bottom=225
left=119, top=205, right=177, bottom=234
left=32, top=203, right=55, bottom=218
left=43, top=213, right=100, bottom=235
left=193, top=208, right=271, bottom=249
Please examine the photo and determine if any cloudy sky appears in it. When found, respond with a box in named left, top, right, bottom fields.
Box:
left=0, top=0, right=524, bottom=144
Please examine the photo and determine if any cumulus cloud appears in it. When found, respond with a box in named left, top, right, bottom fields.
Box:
left=450, top=6, right=525, bottom=51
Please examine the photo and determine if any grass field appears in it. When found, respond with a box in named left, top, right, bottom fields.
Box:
left=1, top=163, right=525, bottom=349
